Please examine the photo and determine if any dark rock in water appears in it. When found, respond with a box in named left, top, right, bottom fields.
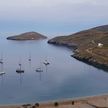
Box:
left=7, top=32, right=47, bottom=40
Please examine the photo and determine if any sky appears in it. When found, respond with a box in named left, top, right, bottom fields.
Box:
left=0, top=0, right=108, bottom=36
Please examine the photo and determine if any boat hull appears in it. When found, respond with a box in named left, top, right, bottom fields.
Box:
left=16, top=70, right=24, bottom=73
left=0, top=72, right=5, bottom=75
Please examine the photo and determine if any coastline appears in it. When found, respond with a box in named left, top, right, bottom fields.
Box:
left=47, top=25, right=108, bottom=72
left=1, top=93, right=108, bottom=108
left=48, top=40, right=108, bottom=72
left=72, top=54, right=108, bottom=72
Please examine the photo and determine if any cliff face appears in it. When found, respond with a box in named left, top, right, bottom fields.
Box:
left=48, top=25, right=108, bottom=70
left=7, top=32, right=47, bottom=40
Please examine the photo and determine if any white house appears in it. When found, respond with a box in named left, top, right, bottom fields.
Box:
left=98, top=43, right=103, bottom=48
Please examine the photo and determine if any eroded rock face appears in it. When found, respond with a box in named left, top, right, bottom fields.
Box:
left=7, top=32, right=47, bottom=40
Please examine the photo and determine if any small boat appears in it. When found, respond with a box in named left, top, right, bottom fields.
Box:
left=36, top=68, right=43, bottom=72
left=0, top=53, right=3, bottom=64
left=43, top=60, right=50, bottom=65
left=28, top=52, right=31, bottom=62
left=0, top=60, right=3, bottom=64
left=0, top=57, right=5, bottom=75
left=16, top=69, right=24, bottom=73
left=28, top=58, right=31, bottom=62
left=0, top=71, right=5, bottom=75
left=0, top=57, right=3, bottom=64
left=16, top=63, right=24, bottom=73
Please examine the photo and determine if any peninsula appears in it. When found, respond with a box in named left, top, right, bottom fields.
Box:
left=48, top=25, right=108, bottom=71
left=7, top=32, right=47, bottom=40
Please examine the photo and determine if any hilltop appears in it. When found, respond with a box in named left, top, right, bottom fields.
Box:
left=48, top=25, right=108, bottom=70
left=7, top=32, right=47, bottom=40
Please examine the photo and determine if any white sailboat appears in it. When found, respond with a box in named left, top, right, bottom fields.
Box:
left=36, top=67, right=43, bottom=72
left=36, top=62, right=43, bottom=81
left=36, top=62, right=43, bottom=72
left=0, top=71, right=5, bottom=75
left=43, top=60, right=50, bottom=66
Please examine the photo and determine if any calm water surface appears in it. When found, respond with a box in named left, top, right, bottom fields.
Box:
left=0, top=35, right=108, bottom=104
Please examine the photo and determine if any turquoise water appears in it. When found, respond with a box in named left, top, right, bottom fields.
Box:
left=0, top=34, right=108, bottom=104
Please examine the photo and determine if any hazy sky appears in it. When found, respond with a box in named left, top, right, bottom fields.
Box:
left=0, top=0, right=108, bottom=36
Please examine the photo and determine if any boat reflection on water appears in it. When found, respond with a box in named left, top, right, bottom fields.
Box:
left=0, top=74, right=5, bottom=87
left=16, top=71, right=24, bottom=86
left=19, top=73, right=23, bottom=86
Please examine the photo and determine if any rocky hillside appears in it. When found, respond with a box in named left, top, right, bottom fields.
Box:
left=7, top=32, right=47, bottom=40
left=48, top=25, right=108, bottom=47
left=48, top=25, right=108, bottom=70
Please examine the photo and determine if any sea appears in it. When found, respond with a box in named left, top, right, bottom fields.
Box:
left=0, top=33, right=108, bottom=104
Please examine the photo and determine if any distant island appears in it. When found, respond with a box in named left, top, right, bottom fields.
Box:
left=7, top=32, right=47, bottom=40
left=48, top=25, right=108, bottom=71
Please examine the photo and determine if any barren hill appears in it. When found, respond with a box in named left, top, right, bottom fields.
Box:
left=7, top=32, right=47, bottom=40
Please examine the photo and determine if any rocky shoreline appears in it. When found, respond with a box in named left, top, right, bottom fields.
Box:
left=48, top=40, right=108, bottom=72
left=72, top=54, right=108, bottom=72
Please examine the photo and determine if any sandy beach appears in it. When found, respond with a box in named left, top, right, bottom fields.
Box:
left=1, top=94, right=108, bottom=108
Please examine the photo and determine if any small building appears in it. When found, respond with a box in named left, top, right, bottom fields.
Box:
left=98, top=43, right=103, bottom=48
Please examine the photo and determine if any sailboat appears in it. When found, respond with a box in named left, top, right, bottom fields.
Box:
left=43, top=60, right=50, bottom=66
left=0, top=59, right=5, bottom=75
left=0, top=53, right=3, bottom=64
left=36, top=67, right=43, bottom=81
left=16, top=63, right=24, bottom=73
left=0, top=59, right=3, bottom=64
left=28, top=52, right=31, bottom=62
left=36, top=62, right=43, bottom=81
left=0, top=71, right=5, bottom=75
left=36, top=62, right=43, bottom=72
left=36, top=67, right=43, bottom=72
